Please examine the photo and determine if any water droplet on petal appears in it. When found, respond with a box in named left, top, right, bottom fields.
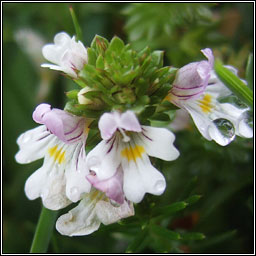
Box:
left=209, top=118, right=235, bottom=145
left=70, top=187, right=80, bottom=201
left=154, top=180, right=166, bottom=194
left=213, top=118, right=235, bottom=139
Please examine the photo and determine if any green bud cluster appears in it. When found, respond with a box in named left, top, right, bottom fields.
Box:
left=65, top=35, right=177, bottom=124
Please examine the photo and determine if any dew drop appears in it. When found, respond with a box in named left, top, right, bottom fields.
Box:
left=154, top=180, right=166, bottom=194
left=213, top=118, right=235, bottom=139
left=70, top=187, right=80, bottom=201
left=210, top=118, right=235, bottom=146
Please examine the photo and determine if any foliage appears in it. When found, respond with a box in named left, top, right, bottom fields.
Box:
left=3, top=2, right=254, bottom=254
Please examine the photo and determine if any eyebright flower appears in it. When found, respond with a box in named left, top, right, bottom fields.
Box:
left=166, top=48, right=253, bottom=146
left=86, top=111, right=180, bottom=204
left=56, top=189, right=134, bottom=236
left=15, top=103, right=91, bottom=210
left=41, top=32, right=88, bottom=78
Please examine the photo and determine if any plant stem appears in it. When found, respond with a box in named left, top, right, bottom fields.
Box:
left=30, top=206, right=58, bottom=253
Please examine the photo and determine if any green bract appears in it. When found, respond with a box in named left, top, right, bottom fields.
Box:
left=65, top=35, right=177, bottom=122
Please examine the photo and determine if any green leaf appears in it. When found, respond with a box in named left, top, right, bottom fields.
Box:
left=151, top=50, right=164, bottom=68
left=87, top=48, right=97, bottom=66
left=181, top=232, right=206, bottom=241
left=245, top=53, right=253, bottom=90
left=91, top=35, right=109, bottom=55
left=125, top=228, right=149, bottom=253
left=152, top=201, right=188, bottom=216
left=69, top=6, right=83, bottom=42
left=214, top=60, right=253, bottom=109
left=65, top=89, right=79, bottom=100
left=108, top=36, right=125, bottom=54
left=184, top=194, right=202, bottom=205
left=135, top=78, right=150, bottom=97
left=150, top=224, right=181, bottom=241
left=96, top=55, right=105, bottom=69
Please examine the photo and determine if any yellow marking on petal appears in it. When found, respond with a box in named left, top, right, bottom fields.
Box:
left=121, top=145, right=145, bottom=162
left=198, top=94, right=213, bottom=114
left=48, top=145, right=66, bottom=164
left=163, top=94, right=172, bottom=102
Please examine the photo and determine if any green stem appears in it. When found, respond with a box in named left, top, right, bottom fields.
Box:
left=30, top=206, right=58, bottom=253
left=69, top=5, right=83, bottom=42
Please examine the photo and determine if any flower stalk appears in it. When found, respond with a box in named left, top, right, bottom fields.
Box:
left=30, top=206, right=58, bottom=253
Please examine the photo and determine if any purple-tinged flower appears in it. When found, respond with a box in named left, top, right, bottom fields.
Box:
left=169, top=48, right=213, bottom=101
left=41, top=32, right=87, bottom=78
left=86, top=166, right=125, bottom=205
left=86, top=111, right=180, bottom=204
left=15, top=103, right=91, bottom=210
left=56, top=189, right=134, bottom=236
left=166, top=49, right=253, bottom=146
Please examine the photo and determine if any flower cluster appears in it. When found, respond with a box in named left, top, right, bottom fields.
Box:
left=15, top=32, right=253, bottom=236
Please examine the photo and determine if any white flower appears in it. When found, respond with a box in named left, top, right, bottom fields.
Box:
left=56, top=189, right=134, bottom=236
left=15, top=103, right=91, bottom=210
left=167, top=48, right=253, bottom=146
left=86, top=111, right=180, bottom=203
left=41, top=32, right=88, bottom=78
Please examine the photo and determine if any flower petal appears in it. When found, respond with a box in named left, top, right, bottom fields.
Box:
left=33, top=104, right=86, bottom=144
left=25, top=163, right=71, bottom=210
left=65, top=142, right=91, bottom=203
left=87, top=166, right=124, bottom=204
left=15, top=125, right=55, bottom=164
left=122, top=154, right=166, bottom=203
left=56, top=193, right=101, bottom=236
left=42, top=32, right=71, bottom=65
left=96, top=200, right=134, bottom=225
left=86, top=138, right=121, bottom=180
left=140, top=126, right=180, bottom=161
left=119, top=111, right=142, bottom=132
left=98, top=112, right=118, bottom=140
left=32, top=103, right=51, bottom=124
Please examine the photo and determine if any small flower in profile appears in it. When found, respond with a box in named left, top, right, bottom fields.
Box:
left=86, top=110, right=180, bottom=204
left=56, top=189, right=134, bottom=236
left=41, top=32, right=88, bottom=78
left=166, top=48, right=253, bottom=146
left=15, top=103, right=91, bottom=210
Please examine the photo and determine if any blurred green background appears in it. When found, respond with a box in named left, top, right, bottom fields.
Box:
left=3, top=3, right=254, bottom=253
